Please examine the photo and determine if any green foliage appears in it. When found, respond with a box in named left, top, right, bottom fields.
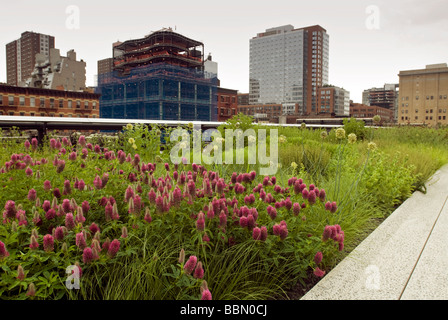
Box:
left=0, top=123, right=447, bottom=300
left=343, top=117, right=367, bottom=140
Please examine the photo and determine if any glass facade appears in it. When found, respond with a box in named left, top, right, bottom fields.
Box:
left=249, top=25, right=329, bottom=115
left=97, top=63, right=218, bottom=121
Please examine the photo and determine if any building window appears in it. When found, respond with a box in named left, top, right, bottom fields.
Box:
left=76, top=100, right=81, bottom=109
left=60, top=114, right=64, bottom=117
left=0, top=95, right=2, bottom=105
left=20, top=112, right=25, bottom=116
left=30, top=112, right=35, bottom=117
left=84, top=101, right=89, bottom=109
left=59, top=99, right=64, bottom=108
left=9, top=112, right=14, bottom=116
left=30, top=97, right=35, bottom=107
left=8, top=96, right=14, bottom=106
left=40, top=113, right=45, bottom=117
left=19, top=96, right=25, bottom=106
left=40, top=98, right=45, bottom=107
left=92, top=102, right=97, bottom=110
left=50, top=98, right=55, bottom=108
left=68, top=100, right=72, bottom=108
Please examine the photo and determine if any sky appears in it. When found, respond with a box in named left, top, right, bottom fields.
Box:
left=1, top=0, right=447, bottom=103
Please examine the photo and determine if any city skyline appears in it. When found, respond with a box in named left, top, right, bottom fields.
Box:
left=1, top=0, right=447, bottom=103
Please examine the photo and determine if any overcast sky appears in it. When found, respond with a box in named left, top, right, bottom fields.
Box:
left=1, top=0, right=447, bottom=102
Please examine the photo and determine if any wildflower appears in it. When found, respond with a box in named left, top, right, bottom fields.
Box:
left=319, top=189, right=326, bottom=202
left=78, top=135, right=86, bottom=147
left=4, top=200, right=17, bottom=219
left=330, top=201, right=338, bottom=213
left=314, top=267, right=326, bottom=278
left=75, top=207, right=86, bottom=224
left=107, top=239, right=120, bottom=258
left=0, top=241, right=9, bottom=259
left=126, top=123, right=133, bottom=130
left=321, top=131, right=328, bottom=139
left=291, top=162, right=298, bottom=170
left=45, top=208, right=56, bottom=220
left=93, top=175, right=103, bottom=189
left=31, top=138, right=38, bottom=150
left=56, top=160, right=66, bottom=174
left=81, top=200, right=90, bottom=215
left=63, top=180, right=72, bottom=195
left=260, top=226, right=268, bottom=241
left=83, top=247, right=94, bottom=264
left=335, top=127, right=346, bottom=140
left=43, top=234, right=54, bottom=252
left=373, top=115, right=381, bottom=124
left=76, top=232, right=87, bottom=250
left=348, top=133, right=357, bottom=144
left=178, top=248, right=186, bottom=264
left=267, top=205, right=277, bottom=220
left=29, top=235, right=39, bottom=250
left=252, top=227, right=261, bottom=240
left=194, top=261, right=204, bottom=279
left=27, top=189, right=37, bottom=201
left=196, top=211, right=205, bottom=231
left=24, top=140, right=30, bottom=150
left=121, top=226, right=128, bottom=238
left=26, top=283, right=36, bottom=297
left=25, top=167, right=33, bottom=176
left=302, top=188, right=309, bottom=200
left=65, top=213, right=75, bottom=230
left=301, top=122, right=306, bottom=129
left=293, top=202, right=301, bottom=216
left=17, top=265, right=25, bottom=281
left=43, top=180, right=52, bottom=191
left=314, top=251, right=323, bottom=265
left=55, top=226, right=65, bottom=241
left=279, top=222, right=288, bottom=240
left=184, top=255, right=197, bottom=275
left=368, top=142, right=377, bottom=151
left=308, top=190, right=316, bottom=205
left=279, top=135, right=287, bottom=143
left=201, top=287, right=212, bottom=300
left=143, top=208, right=152, bottom=224
left=219, top=210, right=227, bottom=229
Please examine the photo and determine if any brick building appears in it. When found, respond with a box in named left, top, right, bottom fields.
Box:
left=237, top=103, right=283, bottom=122
left=6, top=31, right=55, bottom=86
left=0, top=84, right=100, bottom=118
left=350, top=102, right=394, bottom=123
left=217, top=87, right=238, bottom=121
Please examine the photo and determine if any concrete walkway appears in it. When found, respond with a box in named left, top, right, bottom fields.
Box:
left=301, top=164, right=448, bottom=300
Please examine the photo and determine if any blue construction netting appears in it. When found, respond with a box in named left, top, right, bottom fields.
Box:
left=96, top=63, right=218, bottom=121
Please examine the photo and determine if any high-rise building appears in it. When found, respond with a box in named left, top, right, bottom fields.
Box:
left=398, top=63, right=448, bottom=126
left=97, top=58, right=114, bottom=77
left=249, top=24, right=329, bottom=115
left=362, top=83, right=398, bottom=121
left=97, top=28, right=218, bottom=121
left=6, top=31, right=55, bottom=86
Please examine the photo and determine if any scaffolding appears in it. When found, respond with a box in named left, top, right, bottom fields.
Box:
left=96, top=62, right=218, bottom=121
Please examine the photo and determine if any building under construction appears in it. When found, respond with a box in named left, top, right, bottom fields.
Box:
left=97, top=28, right=217, bottom=121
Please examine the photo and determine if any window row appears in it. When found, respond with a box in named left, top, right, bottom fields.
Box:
left=0, top=95, right=97, bottom=109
